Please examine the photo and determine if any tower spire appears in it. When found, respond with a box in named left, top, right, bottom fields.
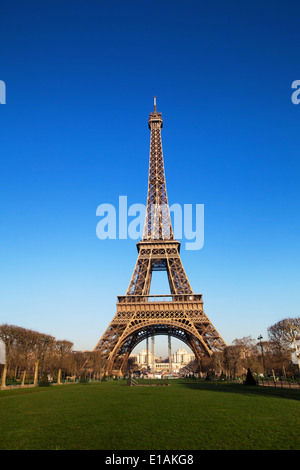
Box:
left=143, top=99, right=173, bottom=241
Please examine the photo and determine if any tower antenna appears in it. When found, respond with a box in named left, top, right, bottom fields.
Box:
left=153, top=96, right=157, bottom=112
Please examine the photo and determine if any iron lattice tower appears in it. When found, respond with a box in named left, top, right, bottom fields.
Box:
left=94, top=98, right=226, bottom=374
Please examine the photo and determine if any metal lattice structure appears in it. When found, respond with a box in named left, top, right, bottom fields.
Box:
left=94, top=98, right=226, bottom=374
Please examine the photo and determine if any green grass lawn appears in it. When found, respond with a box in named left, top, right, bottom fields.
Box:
left=0, top=381, right=299, bottom=450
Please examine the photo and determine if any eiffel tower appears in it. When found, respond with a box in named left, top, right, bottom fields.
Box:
left=94, top=98, right=226, bottom=374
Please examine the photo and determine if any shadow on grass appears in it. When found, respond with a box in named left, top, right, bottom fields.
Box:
left=178, top=381, right=300, bottom=401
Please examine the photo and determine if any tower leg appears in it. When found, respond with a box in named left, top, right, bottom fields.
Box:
left=146, top=336, right=149, bottom=371
left=168, top=333, right=172, bottom=374
left=151, top=336, right=155, bottom=373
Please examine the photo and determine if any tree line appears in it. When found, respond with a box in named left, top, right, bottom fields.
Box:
left=192, top=317, right=300, bottom=380
left=0, top=317, right=299, bottom=386
left=0, top=324, right=106, bottom=387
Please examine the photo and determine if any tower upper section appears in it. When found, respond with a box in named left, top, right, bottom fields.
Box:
left=142, top=98, right=174, bottom=241
left=148, top=96, right=163, bottom=130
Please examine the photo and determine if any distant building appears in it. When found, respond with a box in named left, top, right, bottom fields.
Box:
left=131, top=349, right=156, bottom=366
left=130, top=347, right=195, bottom=373
left=172, top=348, right=195, bottom=365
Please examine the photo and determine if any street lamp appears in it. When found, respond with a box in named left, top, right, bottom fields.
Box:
left=258, top=335, right=266, bottom=377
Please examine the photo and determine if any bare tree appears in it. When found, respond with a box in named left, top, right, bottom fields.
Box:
left=29, top=332, right=54, bottom=385
left=54, top=340, right=74, bottom=383
left=268, top=317, right=300, bottom=375
left=232, top=336, right=259, bottom=372
left=0, top=324, right=28, bottom=387
left=223, top=345, right=242, bottom=378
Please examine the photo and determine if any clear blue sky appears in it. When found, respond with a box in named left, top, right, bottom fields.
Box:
left=1, top=1, right=299, bottom=357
